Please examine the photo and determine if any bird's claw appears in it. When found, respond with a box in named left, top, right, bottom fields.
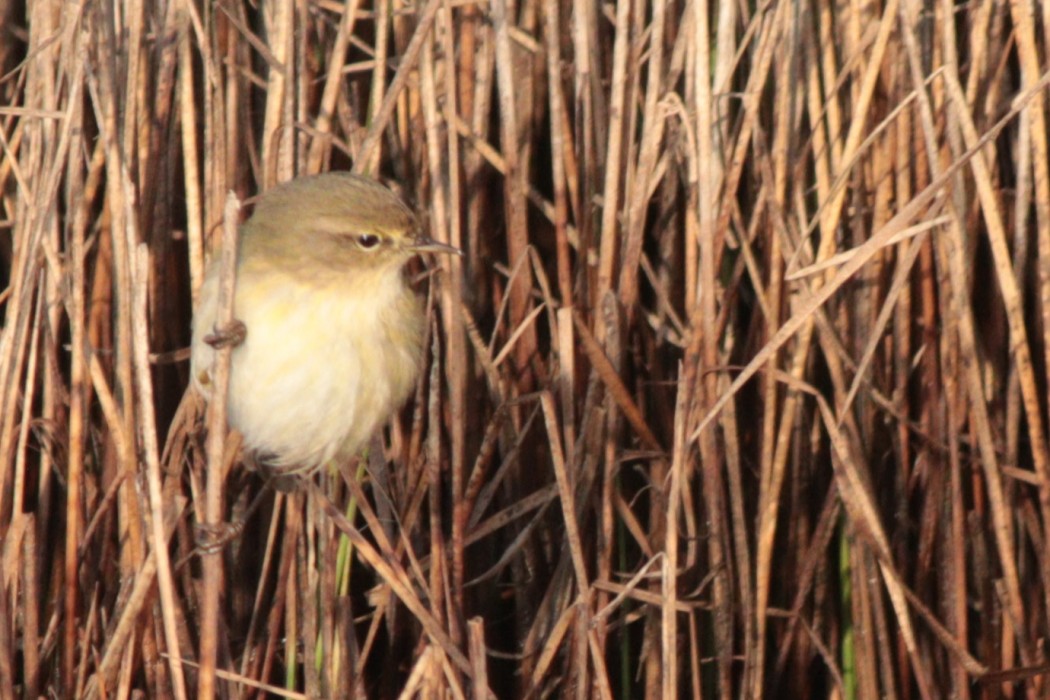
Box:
left=204, top=319, right=247, bottom=349
left=194, top=520, right=245, bottom=554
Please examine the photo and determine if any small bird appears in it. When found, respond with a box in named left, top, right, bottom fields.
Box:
left=191, top=172, right=459, bottom=475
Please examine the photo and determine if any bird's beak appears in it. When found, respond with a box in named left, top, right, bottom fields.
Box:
left=409, top=237, right=463, bottom=256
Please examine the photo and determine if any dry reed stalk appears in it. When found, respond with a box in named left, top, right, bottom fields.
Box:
left=5, top=0, right=1050, bottom=697
left=197, top=193, right=241, bottom=699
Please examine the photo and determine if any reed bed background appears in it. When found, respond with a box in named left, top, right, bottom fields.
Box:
left=1, top=0, right=1049, bottom=697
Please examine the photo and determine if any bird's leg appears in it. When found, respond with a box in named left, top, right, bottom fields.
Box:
left=193, top=483, right=270, bottom=554
left=268, top=473, right=309, bottom=493
left=192, top=460, right=314, bottom=554
left=253, top=455, right=317, bottom=493
left=193, top=520, right=244, bottom=554
left=193, top=489, right=265, bottom=553
left=203, top=319, right=247, bottom=349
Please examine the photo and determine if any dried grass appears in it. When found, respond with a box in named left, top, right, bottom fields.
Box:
left=1, top=0, right=1049, bottom=697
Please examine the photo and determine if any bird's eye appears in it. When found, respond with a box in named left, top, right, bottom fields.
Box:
left=356, top=234, right=380, bottom=250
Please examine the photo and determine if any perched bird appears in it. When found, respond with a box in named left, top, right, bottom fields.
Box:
left=191, top=172, right=459, bottom=475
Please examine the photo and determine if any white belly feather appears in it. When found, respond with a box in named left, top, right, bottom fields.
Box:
left=192, top=264, right=423, bottom=470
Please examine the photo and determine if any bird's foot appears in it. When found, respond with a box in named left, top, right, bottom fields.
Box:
left=204, top=319, right=247, bottom=349
left=194, top=520, right=246, bottom=554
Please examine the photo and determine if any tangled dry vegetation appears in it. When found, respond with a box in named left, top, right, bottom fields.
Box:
left=2, top=0, right=1050, bottom=698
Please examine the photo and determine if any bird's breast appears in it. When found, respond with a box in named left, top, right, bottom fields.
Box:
left=192, top=264, right=425, bottom=469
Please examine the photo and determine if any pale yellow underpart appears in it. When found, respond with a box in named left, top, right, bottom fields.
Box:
left=191, top=260, right=424, bottom=471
